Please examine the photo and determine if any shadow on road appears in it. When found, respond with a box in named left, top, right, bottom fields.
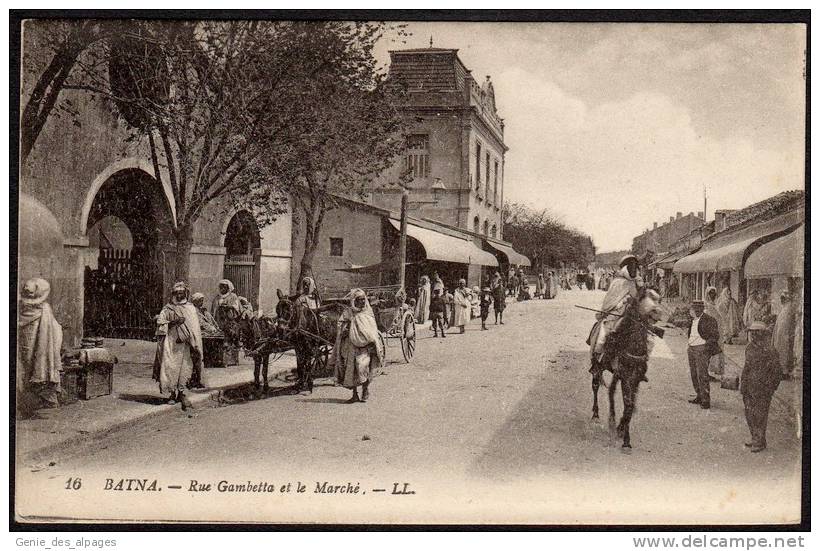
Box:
left=117, top=393, right=169, bottom=405
left=296, top=397, right=353, bottom=404
left=469, top=349, right=619, bottom=480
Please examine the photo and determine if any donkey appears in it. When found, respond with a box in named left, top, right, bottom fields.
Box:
left=591, top=289, right=664, bottom=448
left=289, top=300, right=342, bottom=393
left=237, top=290, right=294, bottom=391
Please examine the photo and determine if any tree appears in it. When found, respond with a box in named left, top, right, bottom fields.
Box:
left=261, top=22, right=410, bottom=285
left=20, top=20, right=114, bottom=161
left=62, top=20, right=364, bottom=281
left=502, top=201, right=596, bottom=270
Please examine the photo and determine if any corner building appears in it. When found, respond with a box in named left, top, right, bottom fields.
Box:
left=369, top=47, right=524, bottom=285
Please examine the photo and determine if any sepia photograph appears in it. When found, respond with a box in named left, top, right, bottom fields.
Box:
left=11, top=10, right=808, bottom=527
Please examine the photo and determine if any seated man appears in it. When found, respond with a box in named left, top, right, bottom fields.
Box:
left=192, top=292, right=222, bottom=338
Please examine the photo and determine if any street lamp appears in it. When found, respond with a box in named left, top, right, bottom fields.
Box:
left=398, top=181, right=443, bottom=289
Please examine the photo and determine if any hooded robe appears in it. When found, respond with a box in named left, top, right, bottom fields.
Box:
left=332, top=289, right=384, bottom=389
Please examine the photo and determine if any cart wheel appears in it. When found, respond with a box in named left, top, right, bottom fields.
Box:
left=311, top=345, right=330, bottom=376
left=401, top=312, right=416, bottom=363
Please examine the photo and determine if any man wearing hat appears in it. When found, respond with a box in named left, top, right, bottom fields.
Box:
left=741, top=321, right=781, bottom=452
left=687, top=298, right=721, bottom=409
left=589, top=254, right=644, bottom=366
left=18, top=278, right=63, bottom=413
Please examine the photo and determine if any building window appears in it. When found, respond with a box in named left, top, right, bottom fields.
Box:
left=483, top=220, right=489, bottom=236
left=491, top=224, right=497, bottom=238
left=473, top=216, right=480, bottom=233
left=475, top=142, right=482, bottom=192
left=329, top=237, right=344, bottom=257
left=493, top=160, right=499, bottom=203
left=406, top=134, right=430, bottom=178
left=485, top=153, right=491, bottom=200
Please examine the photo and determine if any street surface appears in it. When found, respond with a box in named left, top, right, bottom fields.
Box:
left=16, top=289, right=802, bottom=524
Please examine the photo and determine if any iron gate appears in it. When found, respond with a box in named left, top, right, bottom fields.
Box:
left=83, top=248, right=162, bottom=340
left=224, top=254, right=257, bottom=304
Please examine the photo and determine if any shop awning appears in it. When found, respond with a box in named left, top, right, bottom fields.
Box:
left=335, top=260, right=418, bottom=274
left=389, top=219, right=498, bottom=267
left=744, top=225, right=804, bottom=279
left=652, top=249, right=695, bottom=270
left=673, top=214, right=803, bottom=274
left=483, top=239, right=531, bottom=267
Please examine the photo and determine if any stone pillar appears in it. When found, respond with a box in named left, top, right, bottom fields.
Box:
left=256, top=248, right=293, bottom=317
left=189, top=245, right=226, bottom=301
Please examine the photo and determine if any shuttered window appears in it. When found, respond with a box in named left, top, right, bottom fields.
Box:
left=406, top=134, right=430, bottom=178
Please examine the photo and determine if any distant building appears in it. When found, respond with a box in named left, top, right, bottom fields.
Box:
left=632, top=211, right=706, bottom=258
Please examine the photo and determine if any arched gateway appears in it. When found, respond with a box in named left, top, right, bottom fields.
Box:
left=82, top=168, right=175, bottom=339
left=222, top=210, right=261, bottom=307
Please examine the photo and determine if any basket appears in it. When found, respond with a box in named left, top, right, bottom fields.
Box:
left=720, top=374, right=739, bottom=391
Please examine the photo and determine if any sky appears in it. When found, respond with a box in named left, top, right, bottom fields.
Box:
left=374, top=23, right=806, bottom=252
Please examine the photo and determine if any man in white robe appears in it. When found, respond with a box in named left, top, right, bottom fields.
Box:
left=453, top=279, right=472, bottom=333
left=589, top=254, right=643, bottom=363
left=155, top=282, right=202, bottom=409
left=18, top=278, right=63, bottom=412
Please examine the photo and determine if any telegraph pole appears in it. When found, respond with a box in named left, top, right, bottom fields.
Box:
left=399, top=188, right=409, bottom=289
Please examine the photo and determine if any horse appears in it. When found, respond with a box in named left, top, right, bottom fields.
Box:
left=589, top=289, right=664, bottom=448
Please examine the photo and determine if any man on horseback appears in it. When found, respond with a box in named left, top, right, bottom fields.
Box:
left=588, top=254, right=645, bottom=378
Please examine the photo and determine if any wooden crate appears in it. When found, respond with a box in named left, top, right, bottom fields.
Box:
left=59, top=363, right=114, bottom=402
left=59, top=366, right=82, bottom=404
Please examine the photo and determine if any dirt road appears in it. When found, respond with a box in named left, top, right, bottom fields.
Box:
left=16, top=289, right=802, bottom=524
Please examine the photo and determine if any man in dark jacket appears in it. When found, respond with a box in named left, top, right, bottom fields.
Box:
left=687, top=299, right=721, bottom=409
left=741, top=321, right=781, bottom=452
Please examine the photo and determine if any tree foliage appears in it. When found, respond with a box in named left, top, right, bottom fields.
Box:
left=20, top=20, right=114, bottom=161
left=260, top=22, right=411, bottom=284
left=502, top=202, right=596, bottom=270
left=43, top=19, right=404, bottom=281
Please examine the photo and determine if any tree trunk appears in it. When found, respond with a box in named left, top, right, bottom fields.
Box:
left=296, top=201, right=324, bottom=286
left=173, top=222, right=195, bottom=284
left=297, top=222, right=321, bottom=286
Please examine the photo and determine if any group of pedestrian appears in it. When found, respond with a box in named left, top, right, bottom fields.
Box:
left=686, top=294, right=786, bottom=453
left=700, top=283, right=797, bottom=382
left=533, top=272, right=559, bottom=299
left=415, top=270, right=515, bottom=338
left=152, top=278, right=258, bottom=409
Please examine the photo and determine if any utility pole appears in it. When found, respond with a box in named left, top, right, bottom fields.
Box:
left=397, top=179, right=445, bottom=290
left=398, top=188, right=409, bottom=289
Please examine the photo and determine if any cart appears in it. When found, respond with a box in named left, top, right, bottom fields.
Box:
left=323, top=284, right=417, bottom=364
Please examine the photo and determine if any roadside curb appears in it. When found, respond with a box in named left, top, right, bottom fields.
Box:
left=19, top=367, right=294, bottom=465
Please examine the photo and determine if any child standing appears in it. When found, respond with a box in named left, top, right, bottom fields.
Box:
left=479, top=286, right=493, bottom=331
left=429, top=288, right=446, bottom=338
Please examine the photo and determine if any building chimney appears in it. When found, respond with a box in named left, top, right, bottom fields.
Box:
left=669, top=216, right=674, bottom=223
left=653, top=222, right=658, bottom=230
left=676, top=212, right=682, bottom=219
left=697, top=211, right=703, bottom=219
left=715, top=211, right=726, bottom=231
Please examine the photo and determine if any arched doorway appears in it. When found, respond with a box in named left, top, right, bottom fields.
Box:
left=83, top=169, right=174, bottom=339
left=223, top=210, right=261, bottom=306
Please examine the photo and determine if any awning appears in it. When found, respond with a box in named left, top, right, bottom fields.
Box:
left=335, top=260, right=418, bottom=274
left=744, top=225, right=804, bottom=279
left=389, top=219, right=498, bottom=267
left=651, top=249, right=692, bottom=270
left=673, top=214, right=803, bottom=274
left=484, top=240, right=531, bottom=267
